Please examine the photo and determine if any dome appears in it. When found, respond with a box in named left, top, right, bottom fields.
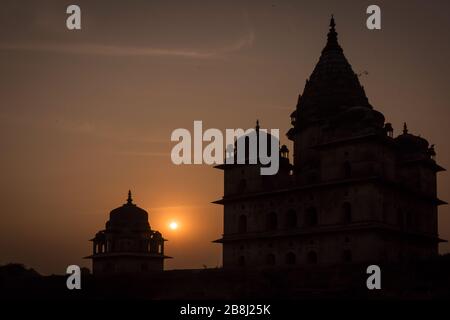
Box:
left=230, top=120, right=280, bottom=164
left=395, top=123, right=429, bottom=152
left=106, top=191, right=150, bottom=231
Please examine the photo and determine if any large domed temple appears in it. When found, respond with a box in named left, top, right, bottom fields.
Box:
left=85, top=191, right=170, bottom=275
left=214, top=16, right=446, bottom=268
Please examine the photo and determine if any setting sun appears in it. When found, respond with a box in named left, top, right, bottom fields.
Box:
left=169, top=221, right=179, bottom=230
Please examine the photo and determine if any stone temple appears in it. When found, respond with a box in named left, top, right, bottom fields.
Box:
left=213, top=16, right=446, bottom=268
left=85, top=191, right=170, bottom=275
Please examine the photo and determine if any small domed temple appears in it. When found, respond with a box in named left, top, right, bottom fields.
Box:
left=213, top=16, right=446, bottom=268
left=85, top=191, right=170, bottom=275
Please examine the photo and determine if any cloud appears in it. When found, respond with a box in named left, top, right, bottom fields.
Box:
left=54, top=118, right=171, bottom=145
left=0, top=111, right=168, bottom=145
left=0, top=30, right=255, bottom=59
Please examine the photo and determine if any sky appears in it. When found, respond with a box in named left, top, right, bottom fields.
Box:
left=0, top=0, right=449, bottom=275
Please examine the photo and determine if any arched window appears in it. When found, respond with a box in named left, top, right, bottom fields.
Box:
left=344, top=161, right=352, bottom=178
left=307, top=251, right=318, bottom=264
left=266, top=253, right=276, bottom=266
left=343, top=250, right=352, bottom=263
left=238, top=256, right=245, bottom=267
left=286, top=252, right=296, bottom=265
left=238, top=215, right=247, bottom=233
left=342, top=202, right=352, bottom=224
left=306, top=207, right=318, bottom=227
left=266, top=212, right=278, bottom=231
left=286, top=209, right=297, bottom=229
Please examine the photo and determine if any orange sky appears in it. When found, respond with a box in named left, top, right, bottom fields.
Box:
left=0, top=0, right=449, bottom=274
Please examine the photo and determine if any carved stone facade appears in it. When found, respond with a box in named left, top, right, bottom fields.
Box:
left=214, top=17, right=446, bottom=268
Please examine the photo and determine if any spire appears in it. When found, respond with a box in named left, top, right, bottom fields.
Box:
left=323, top=14, right=341, bottom=53
left=292, top=15, right=370, bottom=121
left=330, top=14, right=335, bottom=29
left=127, top=190, right=133, bottom=204
left=403, top=122, right=408, bottom=134
left=255, top=119, right=260, bottom=131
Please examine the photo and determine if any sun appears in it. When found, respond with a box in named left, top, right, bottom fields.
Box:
left=169, top=221, right=178, bottom=230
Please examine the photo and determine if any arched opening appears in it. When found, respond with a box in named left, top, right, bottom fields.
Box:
left=238, top=256, right=245, bottom=267
left=286, top=209, right=297, bottom=229
left=305, top=207, right=318, bottom=227
left=266, top=212, right=278, bottom=231
left=307, top=251, right=318, bottom=264
left=238, top=215, right=247, bottom=233
left=342, top=202, right=352, bottom=224
left=280, top=145, right=289, bottom=159
left=286, top=252, right=296, bottom=265
left=342, top=250, right=352, bottom=263
left=266, top=253, right=276, bottom=266
left=344, top=161, right=352, bottom=178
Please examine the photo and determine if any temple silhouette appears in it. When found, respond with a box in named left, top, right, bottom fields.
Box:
left=213, top=16, right=446, bottom=268
left=85, top=191, right=170, bottom=275
left=84, top=17, right=446, bottom=279
left=1, top=15, right=449, bottom=300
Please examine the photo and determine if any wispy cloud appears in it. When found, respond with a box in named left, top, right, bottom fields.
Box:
left=0, top=111, right=168, bottom=145
left=0, top=31, right=255, bottom=59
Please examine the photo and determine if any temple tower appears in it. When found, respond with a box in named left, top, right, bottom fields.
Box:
left=214, top=16, right=446, bottom=269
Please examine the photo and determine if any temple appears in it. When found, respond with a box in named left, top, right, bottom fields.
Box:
left=85, top=191, right=171, bottom=275
left=214, top=16, right=446, bottom=268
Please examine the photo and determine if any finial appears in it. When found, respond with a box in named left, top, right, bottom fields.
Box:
left=127, top=190, right=133, bottom=204
left=429, top=144, right=436, bottom=159
left=256, top=120, right=260, bottom=131
left=403, top=122, right=408, bottom=134
left=323, top=14, right=340, bottom=52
